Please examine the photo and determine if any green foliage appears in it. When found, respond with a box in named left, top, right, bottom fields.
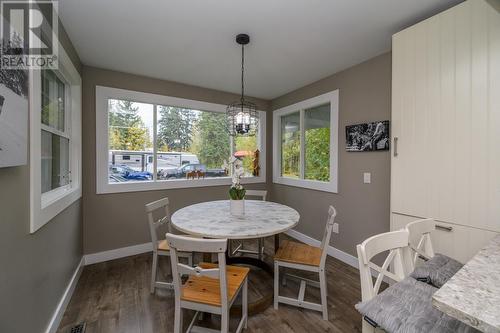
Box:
left=234, top=135, right=257, bottom=175
left=108, top=100, right=151, bottom=151
left=229, top=186, right=246, bottom=200
left=157, top=106, right=195, bottom=151
left=281, top=131, right=300, bottom=177
left=192, top=112, right=230, bottom=168
left=305, top=127, right=330, bottom=181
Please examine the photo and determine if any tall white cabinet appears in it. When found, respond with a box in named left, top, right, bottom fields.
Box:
left=390, top=0, right=500, bottom=263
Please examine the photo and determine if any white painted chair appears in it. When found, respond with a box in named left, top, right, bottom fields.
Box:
left=356, top=229, right=410, bottom=333
left=145, top=198, right=193, bottom=294
left=273, top=205, right=337, bottom=320
left=229, top=190, right=268, bottom=260
left=405, top=218, right=436, bottom=271
left=166, top=233, right=249, bottom=333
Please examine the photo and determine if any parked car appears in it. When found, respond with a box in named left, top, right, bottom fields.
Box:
left=160, top=163, right=226, bottom=179
left=109, top=164, right=153, bottom=181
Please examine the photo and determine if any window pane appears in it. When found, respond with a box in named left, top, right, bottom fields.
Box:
left=281, top=112, right=300, bottom=178
left=41, top=130, right=69, bottom=193
left=156, top=106, right=230, bottom=180
left=235, top=132, right=259, bottom=177
left=41, top=70, right=65, bottom=132
left=304, top=103, right=330, bottom=181
left=108, top=99, right=154, bottom=183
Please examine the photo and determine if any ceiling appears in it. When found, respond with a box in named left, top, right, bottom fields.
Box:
left=59, top=0, right=462, bottom=100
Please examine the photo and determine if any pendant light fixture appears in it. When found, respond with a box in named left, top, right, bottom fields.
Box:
left=226, top=33, right=258, bottom=136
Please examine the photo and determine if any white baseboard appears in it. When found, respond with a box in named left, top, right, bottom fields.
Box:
left=285, top=229, right=359, bottom=268
left=45, top=257, right=84, bottom=333
left=83, top=242, right=153, bottom=265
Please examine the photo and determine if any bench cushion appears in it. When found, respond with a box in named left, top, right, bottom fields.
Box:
left=411, top=253, right=463, bottom=288
left=355, top=277, right=479, bottom=333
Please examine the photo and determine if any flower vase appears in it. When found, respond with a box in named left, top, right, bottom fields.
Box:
left=230, top=199, right=245, bottom=216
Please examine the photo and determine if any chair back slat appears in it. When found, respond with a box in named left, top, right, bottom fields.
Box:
left=245, top=190, right=267, bottom=201
left=145, top=197, right=172, bottom=247
left=319, top=206, right=337, bottom=267
left=405, top=218, right=435, bottom=270
left=177, top=263, right=220, bottom=279
left=356, top=229, right=409, bottom=302
left=166, top=233, right=230, bottom=309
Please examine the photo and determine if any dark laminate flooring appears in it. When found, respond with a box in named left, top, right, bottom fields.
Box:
left=57, top=237, right=364, bottom=333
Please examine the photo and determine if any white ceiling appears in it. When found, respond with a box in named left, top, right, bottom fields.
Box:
left=59, top=0, right=462, bottom=100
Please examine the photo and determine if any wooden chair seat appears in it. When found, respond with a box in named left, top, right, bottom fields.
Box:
left=275, top=240, right=322, bottom=266
left=181, top=263, right=250, bottom=307
left=157, top=239, right=170, bottom=251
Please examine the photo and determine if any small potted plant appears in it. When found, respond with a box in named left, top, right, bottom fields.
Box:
left=225, top=156, right=246, bottom=216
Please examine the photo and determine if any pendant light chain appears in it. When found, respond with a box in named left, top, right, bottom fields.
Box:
left=241, top=43, right=245, bottom=104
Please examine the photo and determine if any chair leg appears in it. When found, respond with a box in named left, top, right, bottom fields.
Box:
left=243, top=277, right=248, bottom=329
left=274, top=261, right=279, bottom=309
left=174, top=301, right=182, bottom=333
left=221, top=308, right=229, bottom=333
left=319, top=269, right=328, bottom=320
left=258, top=238, right=264, bottom=260
left=150, top=251, right=158, bottom=294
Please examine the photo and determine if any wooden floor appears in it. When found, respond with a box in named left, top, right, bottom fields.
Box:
left=57, top=237, right=364, bottom=333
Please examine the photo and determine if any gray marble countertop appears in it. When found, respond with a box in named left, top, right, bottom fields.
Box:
left=171, top=200, right=300, bottom=239
left=432, top=234, right=500, bottom=333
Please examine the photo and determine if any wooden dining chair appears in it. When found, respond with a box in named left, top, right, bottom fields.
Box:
left=166, top=233, right=249, bottom=333
left=229, top=190, right=268, bottom=260
left=356, top=230, right=410, bottom=333
left=273, top=205, right=337, bottom=320
left=145, top=197, right=193, bottom=294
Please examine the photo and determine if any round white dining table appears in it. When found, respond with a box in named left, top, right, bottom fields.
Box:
left=171, top=199, right=300, bottom=315
left=171, top=200, right=300, bottom=240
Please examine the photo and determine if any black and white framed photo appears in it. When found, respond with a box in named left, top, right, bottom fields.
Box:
left=0, top=67, right=29, bottom=167
left=345, top=120, right=389, bottom=152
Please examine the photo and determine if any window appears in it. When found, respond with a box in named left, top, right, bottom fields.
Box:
left=30, top=44, right=82, bottom=233
left=273, top=90, right=338, bottom=193
left=96, top=87, right=266, bottom=194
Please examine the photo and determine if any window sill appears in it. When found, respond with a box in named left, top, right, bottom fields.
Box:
left=31, top=185, right=82, bottom=233
left=96, top=176, right=266, bottom=194
left=273, top=176, right=338, bottom=193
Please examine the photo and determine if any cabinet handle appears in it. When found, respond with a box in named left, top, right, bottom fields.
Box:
left=436, top=224, right=453, bottom=232
left=393, top=137, right=398, bottom=157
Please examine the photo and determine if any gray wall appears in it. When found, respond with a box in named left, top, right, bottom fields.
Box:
left=0, top=21, right=83, bottom=333
left=82, top=66, right=270, bottom=254
left=270, top=52, right=392, bottom=257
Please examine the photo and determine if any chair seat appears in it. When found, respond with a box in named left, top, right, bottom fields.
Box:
left=181, top=263, right=249, bottom=307
left=157, top=239, right=170, bottom=251
left=274, top=240, right=322, bottom=266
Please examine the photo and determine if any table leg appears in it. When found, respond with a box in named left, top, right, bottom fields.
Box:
left=275, top=233, right=280, bottom=253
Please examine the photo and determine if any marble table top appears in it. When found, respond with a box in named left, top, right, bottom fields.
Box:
left=432, top=234, right=500, bottom=333
left=171, top=200, right=300, bottom=239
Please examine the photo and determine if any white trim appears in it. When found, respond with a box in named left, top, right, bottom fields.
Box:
left=285, top=228, right=358, bottom=268
left=83, top=242, right=153, bottom=265
left=30, top=40, right=82, bottom=233
left=95, top=86, right=267, bottom=194
left=273, top=90, right=339, bottom=193
left=44, top=257, right=84, bottom=333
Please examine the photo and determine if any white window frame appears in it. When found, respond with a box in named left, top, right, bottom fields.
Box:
left=29, top=43, right=82, bottom=233
left=273, top=90, right=338, bottom=193
left=95, top=86, right=266, bottom=194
